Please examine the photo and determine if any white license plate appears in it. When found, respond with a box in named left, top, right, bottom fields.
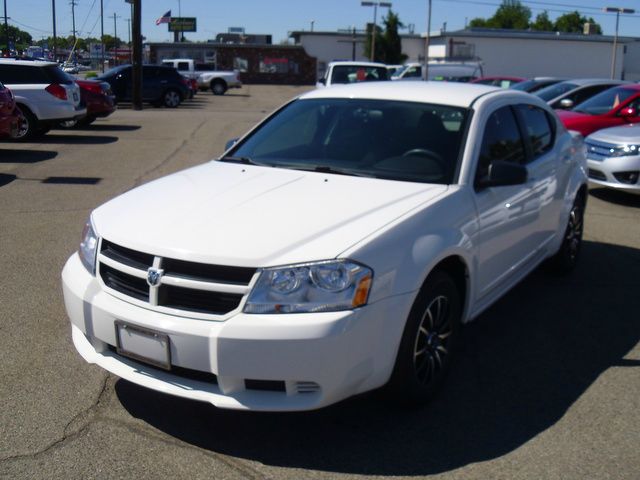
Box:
left=115, top=320, right=171, bottom=370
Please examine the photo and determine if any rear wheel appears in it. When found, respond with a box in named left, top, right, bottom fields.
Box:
left=11, top=106, right=40, bottom=141
left=162, top=89, right=181, bottom=108
left=211, top=80, right=227, bottom=96
left=386, top=270, right=461, bottom=406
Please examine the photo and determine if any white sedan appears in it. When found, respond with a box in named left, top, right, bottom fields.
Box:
left=62, top=82, right=588, bottom=411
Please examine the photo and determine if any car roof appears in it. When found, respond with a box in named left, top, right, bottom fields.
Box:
left=300, top=81, right=504, bottom=108
left=557, top=78, right=629, bottom=86
left=0, top=59, right=58, bottom=67
left=328, top=61, right=387, bottom=68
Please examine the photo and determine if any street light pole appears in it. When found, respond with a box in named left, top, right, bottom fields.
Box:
left=361, top=1, right=392, bottom=62
left=604, top=7, right=635, bottom=79
left=52, top=0, right=57, bottom=60
left=100, top=0, right=104, bottom=71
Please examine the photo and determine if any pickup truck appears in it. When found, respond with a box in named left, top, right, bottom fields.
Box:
left=161, top=58, right=242, bottom=95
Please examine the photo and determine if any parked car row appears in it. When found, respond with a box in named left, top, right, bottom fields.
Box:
left=0, top=59, right=209, bottom=141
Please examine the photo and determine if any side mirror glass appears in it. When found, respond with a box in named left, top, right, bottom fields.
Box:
left=225, top=138, right=239, bottom=151
left=559, top=98, right=574, bottom=109
left=477, top=160, right=528, bottom=189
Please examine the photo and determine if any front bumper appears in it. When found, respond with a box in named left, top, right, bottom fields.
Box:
left=587, top=156, right=640, bottom=194
left=62, top=253, right=412, bottom=411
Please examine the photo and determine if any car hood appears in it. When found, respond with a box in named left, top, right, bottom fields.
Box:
left=556, top=109, right=604, bottom=135
left=92, top=161, right=448, bottom=267
left=587, top=123, right=640, bottom=144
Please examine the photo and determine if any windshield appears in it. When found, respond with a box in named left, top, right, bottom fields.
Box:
left=97, top=66, right=128, bottom=79
left=573, top=86, right=637, bottom=115
left=329, top=65, right=388, bottom=84
left=226, top=98, right=469, bottom=184
left=535, top=82, right=578, bottom=101
left=511, top=79, right=559, bottom=93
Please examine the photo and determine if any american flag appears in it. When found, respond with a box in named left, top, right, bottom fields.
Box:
left=155, top=10, right=171, bottom=26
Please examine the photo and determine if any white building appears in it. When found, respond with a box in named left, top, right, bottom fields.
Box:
left=291, top=28, right=640, bottom=81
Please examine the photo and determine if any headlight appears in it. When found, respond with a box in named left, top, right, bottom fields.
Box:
left=608, top=144, right=640, bottom=157
left=79, top=219, right=99, bottom=275
left=243, top=260, right=373, bottom=314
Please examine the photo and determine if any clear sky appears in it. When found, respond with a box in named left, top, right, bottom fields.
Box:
left=5, top=0, right=640, bottom=45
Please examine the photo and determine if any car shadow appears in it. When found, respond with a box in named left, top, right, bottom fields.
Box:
left=72, top=124, right=141, bottom=132
left=34, top=134, right=119, bottom=145
left=0, top=149, right=58, bottom=163
left=115, top=240, right=640, bottom=476
left=589, top=186, right=640, bottom=208
left=0, top=173, right=16, bottom=187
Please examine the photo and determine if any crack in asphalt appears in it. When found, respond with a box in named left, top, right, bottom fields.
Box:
left=0, top=372, right=110, bottom=464
left=0, top=372, right=267, bottom=479
left=131, top=118, right=208, bottom=189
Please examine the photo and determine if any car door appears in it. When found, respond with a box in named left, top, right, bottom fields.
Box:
left=472, top=105, right=546, bottom=303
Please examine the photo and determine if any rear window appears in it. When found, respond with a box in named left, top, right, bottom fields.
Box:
left=42, top=65, right=75, bottom=84
left=0, top=64, right=48, bottom=84
left=330, top=65, right=388, bottom=84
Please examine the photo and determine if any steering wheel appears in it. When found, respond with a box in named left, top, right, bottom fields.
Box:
left=401, top=148, right=447, bottom=172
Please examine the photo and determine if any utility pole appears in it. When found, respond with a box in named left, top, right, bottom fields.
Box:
left=126, top=18, right=131, bottom=62
left=70, top=0, right=77, bottom=49
left=3, top=0, right=9, bottom=55
left=113, top=12, right=120, bottom=65
left=100, top=0, right=104, bottom=71
left=131, top=0, right=142, bottom=110
left=52, top=0, right=57, bottom=60
left=424, top=0, right=432, bottom=80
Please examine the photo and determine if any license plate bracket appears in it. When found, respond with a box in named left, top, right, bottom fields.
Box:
left=115, top=320, right=171, bottom=370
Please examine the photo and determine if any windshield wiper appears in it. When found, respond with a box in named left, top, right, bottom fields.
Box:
left=287, top=164, right=375, bottom=178
left=219, top=155, right=261, bottom=165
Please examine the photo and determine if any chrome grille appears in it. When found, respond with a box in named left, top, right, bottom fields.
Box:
left=585, top=139, right=620, bottom=161
left=98, top=239, right=256, bottom=318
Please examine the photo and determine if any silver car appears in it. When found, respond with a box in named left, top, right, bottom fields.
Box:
left=585, top=124, right=640, bottom=194
left=536, top=78, right=629, bottom=110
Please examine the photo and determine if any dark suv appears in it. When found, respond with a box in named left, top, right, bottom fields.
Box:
left=97, top=65, right=190, bottom=108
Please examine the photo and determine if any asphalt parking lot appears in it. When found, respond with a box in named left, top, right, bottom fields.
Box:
left=1, top=85, right=639, bottom=480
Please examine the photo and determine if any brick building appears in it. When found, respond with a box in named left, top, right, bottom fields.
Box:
left=145, top=42, right=317, bottom=85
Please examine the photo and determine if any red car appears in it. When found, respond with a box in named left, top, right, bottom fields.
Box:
left=556, top=84, right=640, bottom=137
left=0, top=82, right=22, bottom=138
left=60, top=79, right=116, bottom=128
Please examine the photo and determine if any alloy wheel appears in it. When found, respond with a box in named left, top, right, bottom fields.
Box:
left=413, top=294, right=452, bottom=385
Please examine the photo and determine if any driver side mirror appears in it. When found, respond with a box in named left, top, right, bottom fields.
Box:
left=318, top=77, right=326, bottom=85
left=477, top=161, right=528, bottom=189
left=619, top=107, right=637, bottom=118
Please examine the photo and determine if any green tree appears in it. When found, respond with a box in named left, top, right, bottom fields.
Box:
left=531, top=11, right=554, bottom=31
left=0, top=24, right=33, bottom=50
left=468, top=0, right=531, bottom=29
left=363, top=10, right=407, bottom=63
left=101, top=34, right=123, bottom=51
left=554, top=11, right=602, bottom=34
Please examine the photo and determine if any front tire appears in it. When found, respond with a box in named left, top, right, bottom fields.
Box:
left=386, top=270, right=461, bottom=406
left=547, top=193, right=585, bottom=274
